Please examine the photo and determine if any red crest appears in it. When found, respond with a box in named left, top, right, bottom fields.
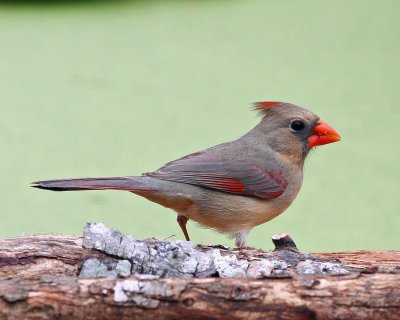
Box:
left=253, top=101, right=281, bottom=110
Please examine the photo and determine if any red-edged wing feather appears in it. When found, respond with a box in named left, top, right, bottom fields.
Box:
left=146, top=152, right=287, bottom=200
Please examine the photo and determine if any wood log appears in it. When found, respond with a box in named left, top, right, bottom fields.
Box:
left=0, top=222, right=399, bottom=320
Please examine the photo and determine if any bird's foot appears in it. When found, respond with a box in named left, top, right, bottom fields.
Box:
left=234, top=230, right=250, bottom=248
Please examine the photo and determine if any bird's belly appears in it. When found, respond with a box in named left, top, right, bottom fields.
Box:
left=185, top=192, right=289, bottom=234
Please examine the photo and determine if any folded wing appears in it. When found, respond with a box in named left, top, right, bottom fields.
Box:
left=146, top=152, right=287, bottom=200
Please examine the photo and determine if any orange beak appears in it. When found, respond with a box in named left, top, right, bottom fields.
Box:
left=307, top=119, right=341, bottom=148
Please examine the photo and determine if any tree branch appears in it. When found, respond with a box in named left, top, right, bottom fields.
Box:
left=0, top=222, right=399, bottom=319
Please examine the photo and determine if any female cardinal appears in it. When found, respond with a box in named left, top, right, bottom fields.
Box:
left=33, top=102, right=341, bottom=247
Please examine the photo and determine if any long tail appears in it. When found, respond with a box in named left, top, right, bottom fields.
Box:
left=31, top=176, right=152, bottom=192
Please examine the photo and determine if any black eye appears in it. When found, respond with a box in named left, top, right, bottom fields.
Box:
left=289, top=120, right=306, bottom=132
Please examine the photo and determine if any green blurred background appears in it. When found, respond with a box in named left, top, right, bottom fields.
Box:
left=1, top=0, right=399, bottom=251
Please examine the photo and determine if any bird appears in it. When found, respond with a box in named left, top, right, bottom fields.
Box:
left=32, top=102, right=341, bottom=248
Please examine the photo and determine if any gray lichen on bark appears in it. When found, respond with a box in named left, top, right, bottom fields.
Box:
left=81, top=222, right=349, bottom=279
left=113, top=278, right=186, bottom=308
left=79, top=258, right=131, bottom=278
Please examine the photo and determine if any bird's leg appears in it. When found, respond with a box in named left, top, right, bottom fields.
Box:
left=235, top=230, right=249, bottom=248
left=177, top=215, right=190, bottom=241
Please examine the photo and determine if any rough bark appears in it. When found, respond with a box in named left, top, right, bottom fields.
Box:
left=0, top=222, right=399, bottom=320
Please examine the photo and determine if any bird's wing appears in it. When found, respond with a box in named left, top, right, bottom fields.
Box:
left=146, top=152, right=287, bottom=200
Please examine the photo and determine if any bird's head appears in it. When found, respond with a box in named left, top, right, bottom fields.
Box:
left=250, top=101, right=341, bottom=161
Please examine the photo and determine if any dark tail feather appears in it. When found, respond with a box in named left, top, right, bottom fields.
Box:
left=31, top=176, right=151, bottom=192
